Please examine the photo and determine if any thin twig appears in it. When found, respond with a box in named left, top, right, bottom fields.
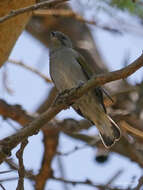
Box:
left=106, top=169, right=124, bottom=186
left=57, top=144, right=88, bottom=156
left=56, top=156, right=70, bottom=190
left=135, top=175, right=143, bottom=190
left=120, top=121, right=143, bottom=139
left=5, top=158, right=35, bottom=180
left=0, top=99, right=34, bottom=125
left=50, top=176, right=124, bottom=190
left=8, top=59, right=52, bottom=83
left=0, top=170, right=13, bottom=174
left=2, top=65, right=13, bottom=94
left=0, top=177, right=19, bottom=183
left=0, top=0, right=69, bottom=23
left=0, top=54, right=142, bottom=164
left=51, top=176, right=101, bottom=188
left=16, top=139, right=28, bottom=190
left=0, top=184, right=6, bottom=190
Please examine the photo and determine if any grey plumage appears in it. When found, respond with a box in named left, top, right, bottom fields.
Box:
left=49, top=31, right=121, bottom=148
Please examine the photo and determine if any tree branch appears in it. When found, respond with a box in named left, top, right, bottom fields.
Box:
left=16, top=139, right=28, bottom=190
left=8, top=59, right=52, bottom=83
left=0, top=0, right=69, bottom=23
left=0, top=54, right=142, bottom=164
left=78, top=53, right=143, bottom=97
left=35, top=128, right=59, bottom=189
left=50, top=176, right=124, bottom=190
left=0, top=184, right=6, bottom=190
left=0, top=99, right=33, bottom=125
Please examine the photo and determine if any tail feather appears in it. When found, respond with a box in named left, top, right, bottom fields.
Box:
left=94, top=115, right=121, bottom=148
left=99, top=133, right=116, bottom=148
left=107, top=115, right=121, bottom=140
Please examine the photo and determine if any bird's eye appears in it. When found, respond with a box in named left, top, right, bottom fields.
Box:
left=61, top=36, right=66, bottom=40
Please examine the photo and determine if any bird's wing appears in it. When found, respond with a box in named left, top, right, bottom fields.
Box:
left=75, top=52, right=107, bottom=113
left=75, top=52, right=93, bottom=79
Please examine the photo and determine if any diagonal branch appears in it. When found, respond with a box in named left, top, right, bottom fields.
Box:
left=0, top=0, right=69, bottom=23
left=78, top=53, right=143, bottom=97
left=0, top=54, right=142, bottom=164
left=8, top=59, right=52, bottom=83
left=0, top=99, right=33, bottom=125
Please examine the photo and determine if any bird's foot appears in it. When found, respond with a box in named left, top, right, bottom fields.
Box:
left=53, top=82, right=85, bottom=107
left=77, top=81, right=84, bottom=89
left=54, top=89, right=72, bottom=107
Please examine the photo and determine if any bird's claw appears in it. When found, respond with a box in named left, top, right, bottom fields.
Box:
left=53, top=82, right=84, bottom=107
left=54, top=89, right=71, bottom=106
left=76, top=81, right=84, bottom=90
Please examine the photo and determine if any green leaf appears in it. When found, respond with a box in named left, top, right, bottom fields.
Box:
left=110, top=0, right=143, bottom=17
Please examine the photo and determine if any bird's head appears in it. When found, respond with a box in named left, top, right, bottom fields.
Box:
left=50, top=31, right=72, bottom=49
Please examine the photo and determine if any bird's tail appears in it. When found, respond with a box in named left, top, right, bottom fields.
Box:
left=93, top=114, right=121, bottom=148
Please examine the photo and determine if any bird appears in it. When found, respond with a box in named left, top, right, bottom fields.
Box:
left=49, top=31, right=121, bottom=148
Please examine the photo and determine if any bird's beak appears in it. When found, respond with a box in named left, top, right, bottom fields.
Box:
left=50, top=31, right=56, bottom=38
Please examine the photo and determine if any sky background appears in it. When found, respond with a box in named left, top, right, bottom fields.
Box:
left=0, top=1, right=143, bottom=189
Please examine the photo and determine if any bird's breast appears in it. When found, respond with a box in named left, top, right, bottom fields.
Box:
left=50, top=50, right=87, bottom=91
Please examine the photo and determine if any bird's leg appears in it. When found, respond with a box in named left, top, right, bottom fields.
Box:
left=54, top=89, right=69, bottom=103
left=53, top=88, right=74, bottom=108
left=76, top=80, right=85, bottom=89
left=53, top=81, right=85, bottom=107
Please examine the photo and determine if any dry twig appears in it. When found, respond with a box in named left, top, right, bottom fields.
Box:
left=135, top=175, right=143, bottom=190
left=16, top=139, right=28, bottom=190
left=8, top=59, right=52, bottom=83
left=120, top=121, right=143, bottom=139
left=0, top=177, right=19, bottom=183
left=106, top=169, right=124, bottom=187
left=0, top=184, right=6, bottom=190
left=0, top=170, right=13, bottom=174
left=50, top=176, right=125, bottom=190
left=0, top=99, right=33, bottom=125
left=5, top=158, right=34, bottom=180
left=57, top=145, right=89, bottom=156
left=0, top=0, right=69, bottom=23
